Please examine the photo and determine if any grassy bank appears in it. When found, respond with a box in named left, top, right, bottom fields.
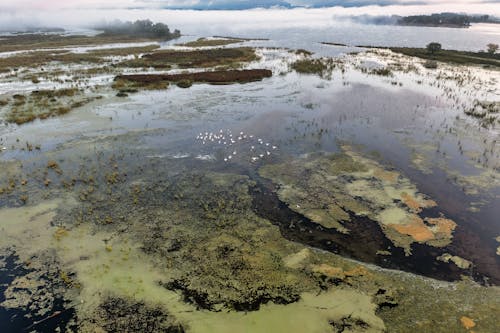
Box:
left=0, top=45, right=160, bottom=72
left=0, top=34, right=167, bottom=53
left=353, top=45, right=500, bottom=67
left=389, top=47, right=500, bottom=67
left=177, top=37, right=244, bottom=47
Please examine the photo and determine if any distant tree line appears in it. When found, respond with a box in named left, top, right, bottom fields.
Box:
left=348, top=13, right=499, bottom=28
left=397, top=13, right=500, bottom=28
left=398, top=13, right=471, bottom=28
left=426, top=42, right=499, bottom=55
left=98, top=20, right=181, bottom=39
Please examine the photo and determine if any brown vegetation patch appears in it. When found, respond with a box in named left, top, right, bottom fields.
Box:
left=115, top=69, right=272, bottom=89
left=344, top=266, right=370, bottom=277
left=4, top=88, right=101, bottom=124
left=0, top=33, right=162, bottom=53
left=373, top=169, right=399, bottom=183
left=401, top=192, right=424, bottom=212
left=425, top=217, right=457, bottom=236
left=311, top=264, right=345, bottom=279
left=177, top=37, right=244, bottom=47
left=460, top=316, right=476, bottom=330
left=120, top=47, right=258, bottom=69
left=390, top=215, right=435, bottom=242
left=0, top=45, right=160, bottom=72
left=291, top=58, right=335, bottom=77
left=86, top=297, right=184, bottom=333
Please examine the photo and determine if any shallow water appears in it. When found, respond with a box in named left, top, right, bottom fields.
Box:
left=0, top=22, right=499, bottom=333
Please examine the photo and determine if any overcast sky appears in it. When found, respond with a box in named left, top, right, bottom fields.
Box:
left=1, top=0, right=499, bottom=31
left=1, top=0, right=499, bottom=11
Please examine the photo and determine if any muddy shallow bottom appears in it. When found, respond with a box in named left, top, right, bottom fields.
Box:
left=0, top=40, right=499, bottom=332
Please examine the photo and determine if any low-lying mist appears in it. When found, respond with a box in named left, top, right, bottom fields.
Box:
left=1, top=3, right=500, bottom=34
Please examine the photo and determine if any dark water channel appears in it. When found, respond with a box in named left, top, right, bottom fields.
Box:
left=248, top=173, right=499, bottom=285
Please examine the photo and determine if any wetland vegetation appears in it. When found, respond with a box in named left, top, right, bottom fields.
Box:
left=352, top=44, right=500, bottom=67
left=0, top=16, right=499, bottom=333
left=119, top=47, right=258, bottom=69
left=177, top=37, right=245, bottom=47
left=114, top=69, right=273, bottom=90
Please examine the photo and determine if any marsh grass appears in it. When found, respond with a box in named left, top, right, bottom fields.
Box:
left=177, top=38, right=244, bottom=47
left=120, top=47, right=258, bottom=69
left=423, top=60, right=438, bottom=69
left=114, top=69, right=272, bottom=90
left=0, top=34, right=162, bottom=53
left=0, top=45, right=160, bottom=72
left=4, top=88, right=100, bottom=125
left=176, top=79, right=193, bottom=88
left=370, top=68, right=393, bottom=76
left=464, top=100, right=499, bottom=127
left=113, top=78, right=170, bottom=91
left=295, top=49, right=314, bottom=56
left=389, top=47, right=500, bottom=67
left=291, top=58, right=335, bottom=78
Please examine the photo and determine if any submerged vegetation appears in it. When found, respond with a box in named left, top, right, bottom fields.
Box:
left=464, top=100, right=500, bottom=127
left=2, top=88, right=102, bottom=124
left=0, top=21, right=499, bottom=333
left=260, top=146, right=458, bottom=255
left=291, top=58, right=335, bottom=78
left=0, top=144, right=498, bottom=332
